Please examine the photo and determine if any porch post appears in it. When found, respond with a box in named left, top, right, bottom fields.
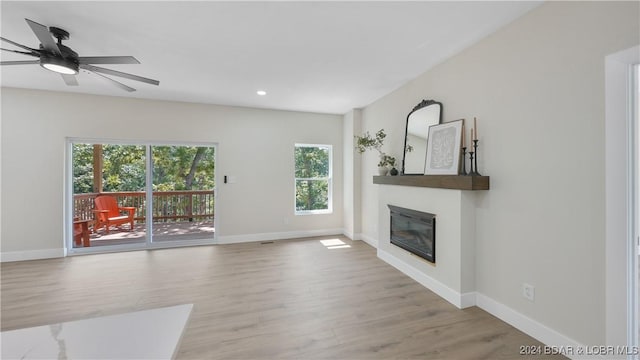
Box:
left=93, top=144, right=103, bottom=193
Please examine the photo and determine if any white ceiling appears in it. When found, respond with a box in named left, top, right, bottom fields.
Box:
left=1, top=1, right=541, bottom=115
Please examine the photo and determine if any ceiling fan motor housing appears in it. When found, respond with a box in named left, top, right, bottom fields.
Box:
left=49, top=26, right=69, bottom=41
left=39, top=42, right=79, bottom=74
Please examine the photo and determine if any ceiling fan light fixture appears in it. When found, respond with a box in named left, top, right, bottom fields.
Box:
left=3, top=18, right=159, bottom=91
left=40, top=55, right=78, bottom=75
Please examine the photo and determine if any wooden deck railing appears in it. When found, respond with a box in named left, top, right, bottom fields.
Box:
left=74, top=190, right=215, bottom=223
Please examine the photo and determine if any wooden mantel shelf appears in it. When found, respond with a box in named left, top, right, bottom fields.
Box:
left=373, top=175, right=490, bottom=190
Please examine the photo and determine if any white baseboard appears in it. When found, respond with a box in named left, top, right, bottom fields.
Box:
left=342, top=230, right=362, bottom=241
left=360, top=233, right=378, bottom=248
left=1, top=248, right=65, bottom=262
left=216, top=228, right=343, bottom=244
left=460, top=292, right=477, bottom=308
left=376, top=249, right=587, bottom=359
left=475, top=293, right=587, bottom=359
left=377, top=249, right=471, bottom=309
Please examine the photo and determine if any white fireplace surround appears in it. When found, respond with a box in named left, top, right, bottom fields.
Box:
left=377, top=184, right=477, bottom=309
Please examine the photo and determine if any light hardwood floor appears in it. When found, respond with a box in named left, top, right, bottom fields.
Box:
left=1, top=236, right=562, bottom=359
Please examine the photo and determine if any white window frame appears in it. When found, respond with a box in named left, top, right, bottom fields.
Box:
left=294, top=143, right=333, bottom=215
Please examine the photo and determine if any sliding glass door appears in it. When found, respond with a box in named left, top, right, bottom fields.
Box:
left=150, top=145, right=215, bottom=243
left=72, top=143, right=148, bottom=248
left=68, top=140, right=216, bottom=252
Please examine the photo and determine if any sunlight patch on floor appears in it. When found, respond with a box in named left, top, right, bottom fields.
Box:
left=320, top=239, right=351, bottom=250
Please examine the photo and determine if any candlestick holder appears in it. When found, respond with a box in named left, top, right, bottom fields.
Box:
left=460, top=147, right=468, bottom=175
left=471, top=139, right=482, bottom=176
left=468, top=151, right=475, bottom=175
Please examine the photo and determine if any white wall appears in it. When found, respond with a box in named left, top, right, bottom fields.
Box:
left=358, top=1, right=639, bottom=346
left=342, top=109, right=362, bottom=240
left=1, top=88, right=343, bottom=256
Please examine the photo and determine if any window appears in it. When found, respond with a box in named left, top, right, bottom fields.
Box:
left=294, top=144, right=332, bottom=214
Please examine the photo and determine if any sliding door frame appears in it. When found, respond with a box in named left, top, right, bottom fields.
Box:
left=65, top=137, right=218, bottom=255
left=631, top=63, right=639, bottom=356
left=605, top=45, right=639, bottom=353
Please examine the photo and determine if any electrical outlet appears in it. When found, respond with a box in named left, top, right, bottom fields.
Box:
left=283, top=217, right=289, bottom=225
left=522, top=283, right=535, bottom=302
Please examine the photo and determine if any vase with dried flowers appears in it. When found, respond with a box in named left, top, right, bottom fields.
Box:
left=355, top=129, right=396, bottom=175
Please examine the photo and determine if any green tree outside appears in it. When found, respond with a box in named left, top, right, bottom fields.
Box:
left=295, top=145, right=330, bottom=212
left=72, top=144, right=215, bottom=193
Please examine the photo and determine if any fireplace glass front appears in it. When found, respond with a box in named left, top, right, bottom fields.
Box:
left=388, top=205, right=436, bottom=263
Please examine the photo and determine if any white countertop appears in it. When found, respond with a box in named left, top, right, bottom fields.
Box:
left=1, top=304, right=193, bottom=359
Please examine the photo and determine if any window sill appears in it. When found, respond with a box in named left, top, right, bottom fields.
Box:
left=295, top=210, right=333, bottom=216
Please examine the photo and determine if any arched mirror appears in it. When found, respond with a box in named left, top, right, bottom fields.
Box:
left=402, top=100, right=443, bottom=175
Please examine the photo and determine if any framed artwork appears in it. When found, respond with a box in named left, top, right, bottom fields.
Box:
left=424, top=119, right=463, bottom=175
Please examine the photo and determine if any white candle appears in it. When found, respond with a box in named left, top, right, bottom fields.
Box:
left=462, top=123, right=466, bottom=148
left=474, top=117, right=478, bottom=140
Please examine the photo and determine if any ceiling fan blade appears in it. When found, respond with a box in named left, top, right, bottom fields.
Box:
left=25, top=18, right=61, bottom=55
left=61, top=74, right=78, bottom=86
left=88, top=70, right=136, bottom=92
left=80, top=64, right=159, bottom=86
left=0, top=60, right=39, bottom=65
left=1, top=37, right=39, bottom=53
left=78, top=56, right=140, bottom=65
left=1, top=48, right=39, bottom=57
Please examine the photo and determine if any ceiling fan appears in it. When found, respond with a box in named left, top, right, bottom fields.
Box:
left=0, top=18, right=159, bottom=92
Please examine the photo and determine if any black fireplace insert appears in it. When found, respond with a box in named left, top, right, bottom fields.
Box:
left=388, top=205, right=436, bottom=263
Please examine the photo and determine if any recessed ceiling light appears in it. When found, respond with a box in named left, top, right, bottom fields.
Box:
left=256, top=90, right=267, bottom=96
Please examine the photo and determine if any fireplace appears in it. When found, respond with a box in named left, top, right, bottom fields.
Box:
left=388, top=205, right=436, bottom=263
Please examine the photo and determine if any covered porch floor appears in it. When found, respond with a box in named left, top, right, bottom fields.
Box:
left=79, top=221, right=215, bottom=247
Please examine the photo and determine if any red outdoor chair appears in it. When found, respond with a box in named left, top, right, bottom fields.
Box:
left=73, top=218, right=91, bottom=247
left=93, top=195, right=135, bottom=234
